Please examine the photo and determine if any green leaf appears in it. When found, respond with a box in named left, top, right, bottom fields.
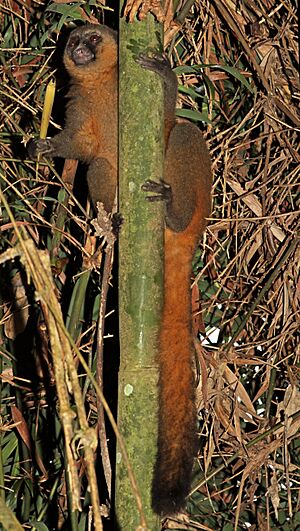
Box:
left=46, top=3, right=86, bottom=21
left=174, top=63, right=254, bottom=93
left=1, top=433, right=18, bottom=462
left=175, top=108, right=211, bottom=123
left=178, top=84, right=200, bottom=100
left=29, top=522, right=50, bottom=531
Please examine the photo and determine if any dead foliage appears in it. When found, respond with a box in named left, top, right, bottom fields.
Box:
left=0, top=0, right=299, bottom=529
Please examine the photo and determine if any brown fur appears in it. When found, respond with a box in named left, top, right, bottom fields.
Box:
left=63, top=25, right=118, bottom=210
left=152, top=122, right=211, bottom=515
left=28, top=24, right=118, bottom=210
left=29, top=24, right=212, bottom=516
left=135, top=55, right=212, bottom=514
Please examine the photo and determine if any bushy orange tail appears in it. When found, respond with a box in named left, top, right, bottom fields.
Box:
left=152, top=228, right=198, bottom=516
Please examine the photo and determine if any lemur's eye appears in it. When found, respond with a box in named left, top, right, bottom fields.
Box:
left=68, top=36, right=79, bottom=48
left=89, top=33, right=101, bottom=44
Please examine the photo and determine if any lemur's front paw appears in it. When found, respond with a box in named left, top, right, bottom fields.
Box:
left=135, top=53, right=170, bottom=74
left=141, top=179, right=172, bottom=203
left=27, top=138, right=54, bottom=159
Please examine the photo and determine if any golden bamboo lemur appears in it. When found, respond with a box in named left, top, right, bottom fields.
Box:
left=137, top=55, right=211, bottom=515
left=28, top=24, right=118, bottom=211
left=29, top=24, right=212, bottom=516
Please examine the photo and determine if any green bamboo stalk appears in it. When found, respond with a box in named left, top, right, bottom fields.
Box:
left=115, top=15, right=165, bottom=530
left=66, top=269, right=91, bottom=342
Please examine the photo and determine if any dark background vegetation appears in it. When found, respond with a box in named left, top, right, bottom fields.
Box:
left=0, top=0, right=299, bottom=529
